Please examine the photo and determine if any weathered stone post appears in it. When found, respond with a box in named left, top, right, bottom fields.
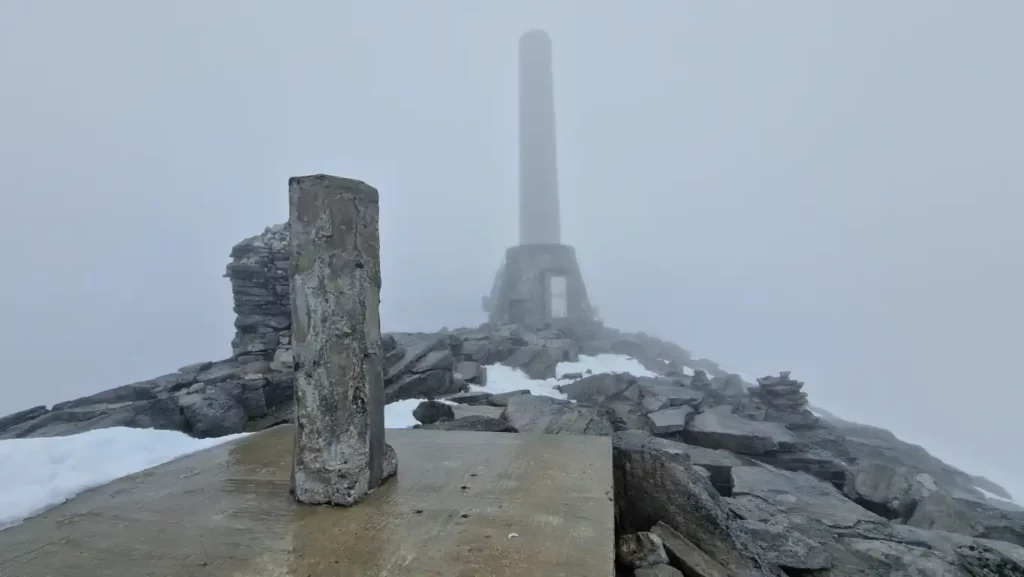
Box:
left=289, top=174, right=397, bottom=506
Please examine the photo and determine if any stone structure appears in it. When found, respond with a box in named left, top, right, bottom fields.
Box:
left=518, top=29, right=560, bottom=246
left=289, top=174, right=396, bottom=506
left=225, top=224, right=291, bottom=366
left=486, top=244, right=594, bottom=326
left=750, top=371, right=809, bottom=414
left=736, top=371, right=818, bottom=429
left=484, top=30, right=596, bottom=328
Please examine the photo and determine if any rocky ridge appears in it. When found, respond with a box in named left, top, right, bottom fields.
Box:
left=2, top=223, right=1022, bottom=576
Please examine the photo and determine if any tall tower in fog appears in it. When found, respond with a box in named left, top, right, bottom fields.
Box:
left=483, top=30, right=595, bottom=327
left=518, top=30, right=561, bottom=246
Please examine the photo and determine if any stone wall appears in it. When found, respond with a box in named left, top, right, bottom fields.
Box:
left=224, top=224, right=293, bottom=370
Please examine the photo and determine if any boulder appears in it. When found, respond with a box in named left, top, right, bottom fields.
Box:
left=723, top=463, right=1024, bottom=576
left=690, top=369, right=712, bottom=389
left=449, top=404, right=505, bottom=420
left=955, top=540, right=1024, bottom=576
left=385, top=370, right=463, bottom=403
left=682, top=405, right=801, bottom=455
left=616, top=532, right=669, bottom=569
left=649, top=522, right=731, bottom=577
left=633, top=564, right=684, bottom=577
left=637, top=381, right=704, bottom=414
left=672, top=443, right=755, bottom=498
left=843, top=460, right=940, bottom=520
left=417, top=415, right=516, bottom=433
left=3, top=397, right=187, bottom=440
left=729, top=465, right=890, bottom=533
left=737, top=519, right=832, bottom=571
left=453, top=361, right=486, bottom=385
left=502, top=395, right=614, bottom=436
left=0, top=405, right=48, bottom=433
left=646, top=406, right=694, bottom=436
left=179, top=386, right=247, bottom=438
left=907, top=490, right=1024, bottom=548
left=501, top=346, right=561, bottom=380
left=611, top=431, right=780, bottom=576
left=487, top=390, right=532, bottom=407
left=383, top=333, right=452, bottom=382
left=412, top=400, right=455, bottom=425
left=439, top=390, right=493, bottom=405
left=559, top=373, right=640, bottom=406
left=756, top=447, right=850, bottom=490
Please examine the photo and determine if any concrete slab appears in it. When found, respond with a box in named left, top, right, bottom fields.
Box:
left=0, top=426, right=614, bottom=577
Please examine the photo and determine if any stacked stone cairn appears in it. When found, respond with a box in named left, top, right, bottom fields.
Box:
left=746, top=371, right=817, bottom=427
left=224, top=224, right=292, bottom=368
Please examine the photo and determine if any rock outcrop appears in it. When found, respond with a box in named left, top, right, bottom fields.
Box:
left=0, top=358, right=294, bottom=440
left=225, top=223, right=291, bottom=366
left=4, top=223, right=1023, bottom=577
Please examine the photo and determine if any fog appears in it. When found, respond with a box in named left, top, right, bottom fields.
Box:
left=1, top=2, right=1021, bottom=495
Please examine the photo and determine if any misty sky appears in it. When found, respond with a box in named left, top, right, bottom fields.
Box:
left=1, top=2, right=1021, bottom=495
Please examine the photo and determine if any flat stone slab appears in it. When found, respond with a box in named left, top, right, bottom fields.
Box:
left=0, top=426, right=614, bottom=577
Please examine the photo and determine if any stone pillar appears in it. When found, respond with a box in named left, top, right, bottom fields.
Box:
left=288, top=174, right=396, bottom=506
left=518, top=29, right=561, bottom=246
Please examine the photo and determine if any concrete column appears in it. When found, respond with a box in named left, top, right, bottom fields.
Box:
left=288, top=174, right=397, bottom=506
left=518, top=29, right=561, bottom=246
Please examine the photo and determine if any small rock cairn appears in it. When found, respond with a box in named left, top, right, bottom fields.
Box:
left=751, top=371, right=809, bottom=414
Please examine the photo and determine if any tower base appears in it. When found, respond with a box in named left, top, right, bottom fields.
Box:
left=483, top=244, right=595, bottom=328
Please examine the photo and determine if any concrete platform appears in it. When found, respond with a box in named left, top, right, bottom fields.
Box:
left=0, top=426, right=614, bottom=577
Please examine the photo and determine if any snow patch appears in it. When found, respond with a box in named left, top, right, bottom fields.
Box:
left=385, top=354, right=663, bottom=428
left=557, top=354, right=658, bottom=379
left=0, top=427, right=249, bottom=531
left=469, top=363, right=566, bottom=399
left=385, top=399, right=426, bottom=429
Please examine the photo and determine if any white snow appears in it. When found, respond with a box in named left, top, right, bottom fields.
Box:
left=470, top=353, right=658, bottom=400
left=384, top=353, right=659, bottom=429
left=0, top=395, right=482, bottom=530
left=385, top=398, right=431, bottom=429
left=470, top=363, right=567, bottom=399
left=557, top=354, right=658, bottom=379
left=0, top=427, right=249, bottom=531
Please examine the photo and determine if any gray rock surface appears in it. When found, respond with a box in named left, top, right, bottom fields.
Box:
left=611, top=431, right=781, bottom=576
left=633, top=563, right=684, bottom=577
left=738, top=519, right=833, bottom=570
left=616, top=531, right=669, bottom=568
left=412, top=400, right=455, bottom=425
left=502, top=394, right=614, bottom=436
left=649, top=521, right=731, bottom=577
left=844, top=459, right=940, bottom=520
left=908, top=490, right=1024, bottom=547
left=646, top=406, right=693, bottom=436
left=288, top=174, right=395, bottom=506
left=225, top=223, right=291, bottom=362
left=682, top=404, right=800, bottom=455
left=5, top=218, right=1024, bottom=576
left=417, top=415, right=517, bottom=433
left=178, top=386, right=247, bottom=438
